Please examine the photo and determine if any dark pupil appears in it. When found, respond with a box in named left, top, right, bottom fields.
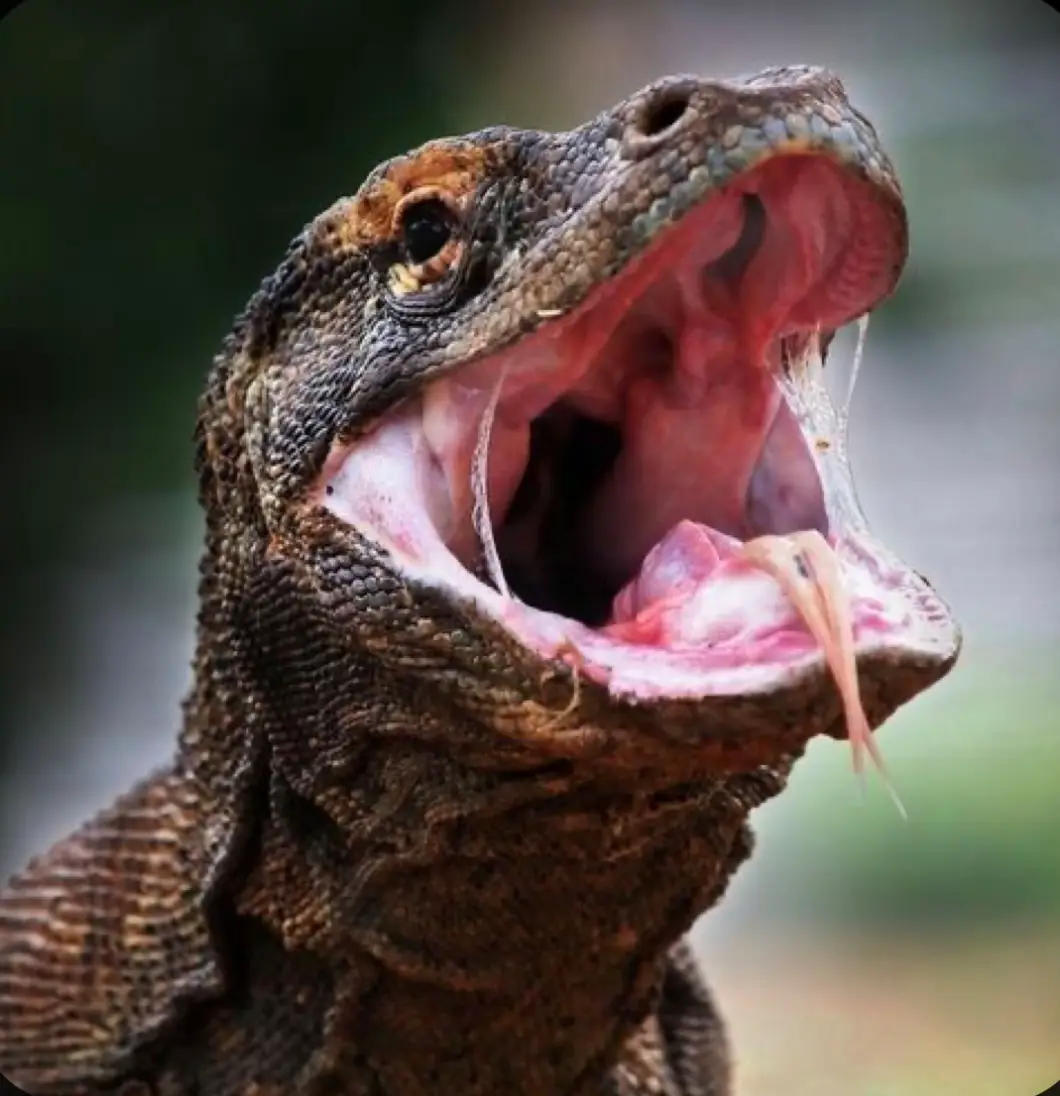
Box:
left=401, top=200, right=453, bottom=264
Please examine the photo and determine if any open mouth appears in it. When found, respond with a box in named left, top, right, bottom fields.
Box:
left=319, top=154, right=957, bottom=762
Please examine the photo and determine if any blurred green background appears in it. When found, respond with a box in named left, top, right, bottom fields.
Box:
left=1, top=0, right=1057, bottom=1091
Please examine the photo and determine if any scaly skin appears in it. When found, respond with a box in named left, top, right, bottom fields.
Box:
left=0, top=67, right=958, bottom=1096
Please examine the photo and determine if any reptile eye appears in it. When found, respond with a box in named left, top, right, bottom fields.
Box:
left=386, top=188, right=466, bottom=299
left=400, top=198, right=455, bottom=265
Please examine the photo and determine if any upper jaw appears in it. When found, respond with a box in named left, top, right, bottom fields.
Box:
left=450, top=67, right=907, bottom=364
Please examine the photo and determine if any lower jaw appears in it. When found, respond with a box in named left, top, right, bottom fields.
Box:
left=490, top=524, right=953, bottom=701
left=319, top=360, right=959, bottom=708
left=318, top=352, right=960, bottom=794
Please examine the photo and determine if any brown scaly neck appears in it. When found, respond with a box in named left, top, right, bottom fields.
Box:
left=183, top=590, right=788, bottom=1094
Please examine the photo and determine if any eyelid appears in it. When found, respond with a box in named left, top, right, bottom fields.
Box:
left=391, top=185, right=464, bottom=237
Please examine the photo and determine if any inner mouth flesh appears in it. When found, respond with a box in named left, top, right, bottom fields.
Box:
left=471, top=312, right=896, bottom=801
left=321, top=156, right=951, bottom=794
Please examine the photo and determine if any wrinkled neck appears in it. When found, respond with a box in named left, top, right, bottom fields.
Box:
left=182, top=562, right=787, bottom=1095
left=232, top=724, right=773, bottom=1096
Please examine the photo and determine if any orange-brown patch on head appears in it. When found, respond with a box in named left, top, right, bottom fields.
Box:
left=340, top=141, right=492, bottom=249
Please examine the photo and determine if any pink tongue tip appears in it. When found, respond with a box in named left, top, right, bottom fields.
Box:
left=611, top=521, right=739, bottom=624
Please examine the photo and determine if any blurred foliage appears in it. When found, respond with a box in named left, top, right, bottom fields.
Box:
left=710, top=923, right=1060, bottom=1095
left=0, top=0, right=477, bottom=749
left=892, top=123, right=1060, bottom=330
left=751, top=660, right=1060, bottom=927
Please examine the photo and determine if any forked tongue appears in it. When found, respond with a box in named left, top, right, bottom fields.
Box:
left=738, top=532, right=905, bottom=817
left=741, top=321, right=906, bottom=817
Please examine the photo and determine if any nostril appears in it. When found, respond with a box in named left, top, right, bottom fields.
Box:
left=637, top=89, right=693, bottom=139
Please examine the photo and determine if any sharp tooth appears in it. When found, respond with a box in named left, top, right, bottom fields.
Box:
left=739, top=530, right=906, bottom=817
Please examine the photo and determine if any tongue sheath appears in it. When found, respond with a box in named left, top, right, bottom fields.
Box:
left=740, top=530, right=906, bottom=816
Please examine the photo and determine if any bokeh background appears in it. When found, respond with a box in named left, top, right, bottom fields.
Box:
left=1, top=0, right=1058, bottom=1092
